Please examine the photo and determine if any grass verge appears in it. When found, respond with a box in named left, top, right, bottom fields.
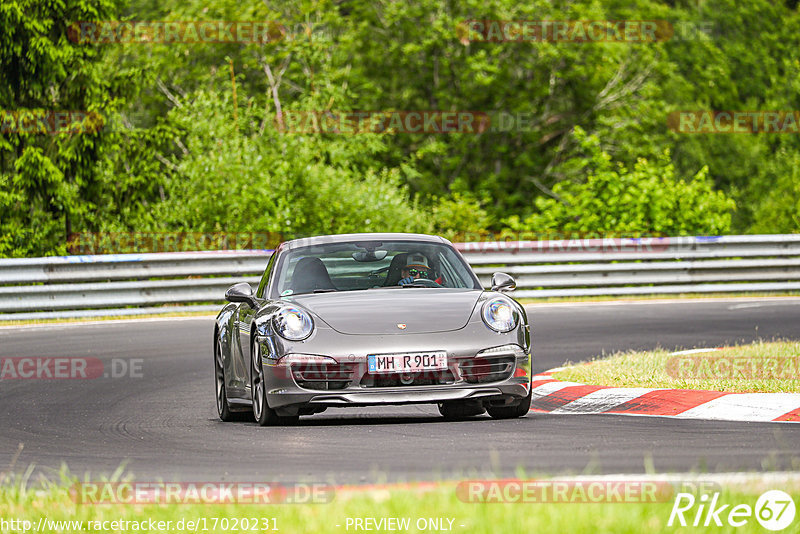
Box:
left=552, top=340, right=800, bottom=393
left=1, top=474, right=798, bottom=533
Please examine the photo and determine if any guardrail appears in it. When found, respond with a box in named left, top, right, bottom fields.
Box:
left=1, top=234, right=799, bottom=319
left=457, top=234, right=800, bottom=298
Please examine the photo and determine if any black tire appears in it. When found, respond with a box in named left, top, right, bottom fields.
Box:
left=251, top=340, right=299, bottom=426
left=486, top=390, right=532, bottom=420
left=438, top=400, right=486, bottom=421
left=214, top=339, right=237, bottom=422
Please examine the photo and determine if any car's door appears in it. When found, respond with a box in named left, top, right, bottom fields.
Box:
left=236, top=249, right=278, bottom=389
left=235, top=300, right=256, bottom=388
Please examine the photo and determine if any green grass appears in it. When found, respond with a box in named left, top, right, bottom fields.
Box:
left=553, top=340, right=800, bottom=393
left=1, top=471, right=798, bottom=533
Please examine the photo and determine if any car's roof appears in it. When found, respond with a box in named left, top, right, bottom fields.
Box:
left=280, top=233, right=450, bottom=251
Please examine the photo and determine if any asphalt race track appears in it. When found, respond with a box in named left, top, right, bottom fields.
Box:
left=2, top=298, right=800, bottom=483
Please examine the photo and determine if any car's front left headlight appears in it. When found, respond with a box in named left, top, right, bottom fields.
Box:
left=481, top=297, right=518, bottom=333
left=273, top=307, right=314, bottom=341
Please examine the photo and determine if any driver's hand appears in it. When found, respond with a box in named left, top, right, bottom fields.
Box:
left=399, top=276, right=415, bottom=286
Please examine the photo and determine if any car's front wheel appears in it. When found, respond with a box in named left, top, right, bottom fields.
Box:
left=251, top=341, right=298, bottom=426
left=215, top=339, right=236, bottom=422
left=486, top=390, right=532, bottom=420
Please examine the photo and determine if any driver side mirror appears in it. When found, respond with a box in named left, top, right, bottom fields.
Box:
left=490, top=272, right=516, bottom=293
left=225, top=282, right=259, bottom=308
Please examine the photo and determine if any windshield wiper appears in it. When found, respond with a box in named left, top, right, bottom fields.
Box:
left=400, top=283, right=428, bottom=288
left=313, top=288, right=338, bottom=293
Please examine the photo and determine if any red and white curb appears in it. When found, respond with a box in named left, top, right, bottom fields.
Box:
left=529, top=353, right=800, bottom=424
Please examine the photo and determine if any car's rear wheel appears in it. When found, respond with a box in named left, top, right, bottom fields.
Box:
left=215, top=339, right=236, bottom=422
left=251, top=340, right=298, bottom=426
left=486, top=390, right=532, bottom=420
left=438, top=400, right=486, bottom=420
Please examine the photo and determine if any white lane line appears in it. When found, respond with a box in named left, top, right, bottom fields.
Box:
left=675, top=393, right=800, bottom=422
left=552, top=387, right=658, bottom=414
left=669, top=348, right=722, bottom=355
left=531, top=381, right=584, bottom=397
left=728, top=301, right=800, bottom=310
left=524, top=297, right=800, bottom=309
left=530, top=368, right=568, bottom=381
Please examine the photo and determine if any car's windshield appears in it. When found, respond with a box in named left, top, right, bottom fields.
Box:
left=271, top=240, right=481, bottom=297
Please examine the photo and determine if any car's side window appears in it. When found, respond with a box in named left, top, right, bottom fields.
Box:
left=437, top=250, right=472, bottom=289
left=256, top=250, right=278, bottom=299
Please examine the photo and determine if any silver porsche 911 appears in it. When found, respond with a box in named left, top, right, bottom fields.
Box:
left=213, top=233, right=532, bottom=425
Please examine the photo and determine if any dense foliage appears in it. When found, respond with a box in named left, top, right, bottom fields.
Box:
left=1, top=0, right=799, bottom=256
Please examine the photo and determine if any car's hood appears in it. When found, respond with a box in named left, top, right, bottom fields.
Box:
left=287, top=289, right=482, bottom=335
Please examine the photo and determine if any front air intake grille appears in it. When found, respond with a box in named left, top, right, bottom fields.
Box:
left=360, top=369, right=456, bottom=388
left=291, top=363, right=355, bottom=390
left=459, top=355, right=515, bottom=384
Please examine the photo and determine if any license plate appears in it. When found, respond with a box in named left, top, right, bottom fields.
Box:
left=367, top=351, right=447, bottom=374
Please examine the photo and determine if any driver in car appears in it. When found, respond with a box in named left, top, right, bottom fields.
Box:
left=399, top=254, right=439, bottom=286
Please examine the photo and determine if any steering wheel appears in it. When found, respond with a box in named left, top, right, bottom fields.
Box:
left=407, top=278, right=441, bottom=287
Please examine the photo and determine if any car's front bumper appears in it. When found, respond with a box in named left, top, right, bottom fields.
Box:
left=257, top=334, right=531, bottom=415
left=267, top=380, right=530, bottom=413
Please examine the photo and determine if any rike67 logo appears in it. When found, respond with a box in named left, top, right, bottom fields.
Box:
left=669, top=490, right=796, bottom=531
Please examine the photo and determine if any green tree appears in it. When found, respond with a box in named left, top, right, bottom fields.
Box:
left=5, top=0, right=798, bottom=258
left=143, top=89, right=428, bottom=236
left=0, top=0, right=129, bottom=256
left=508, top=128, right=735, bottom=235
left=430, top=192, right=491, bottom=241
left=748, top=146, right=800, bottom=233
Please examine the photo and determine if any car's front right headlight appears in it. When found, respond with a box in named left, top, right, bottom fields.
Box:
left=481, top=297, right=518, bottom=333
left=273, top=307, right=314, bottom=341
